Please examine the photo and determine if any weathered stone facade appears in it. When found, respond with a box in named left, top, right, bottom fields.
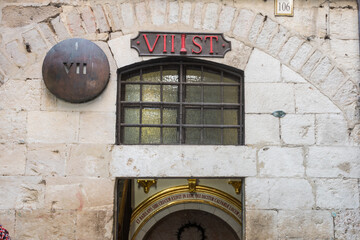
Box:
left=0, top=0, right=359, bottom=239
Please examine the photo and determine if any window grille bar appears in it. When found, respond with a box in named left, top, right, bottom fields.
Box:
left=200, top=66, right=204, bottom=144
left=120, top=81, right=240, bottom=86
left=116, top=73, right=122, bottom=145
left=221, top=71, right=224, bottom=145
left=120, top=124, right=241, bottom=128
left=139, top=68, right=143, bottom=144
left=117, top=60, right=244, bottom=145
left=239, top=76, right=244, bottom=145
left=179, top=62, right=184, bottom=144
left=241, top=76, right=245, bottom=145
left=119, top=61, right=243, bottom=78
left=120, top=101, right=241, bottom=107
left=160, top=67, right=164, bottom=144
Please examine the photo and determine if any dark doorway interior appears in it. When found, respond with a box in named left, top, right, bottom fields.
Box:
left=143, top=209, right=240, bottom=240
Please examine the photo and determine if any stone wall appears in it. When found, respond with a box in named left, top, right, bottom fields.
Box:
left=0, top=0, right=359, bottom=239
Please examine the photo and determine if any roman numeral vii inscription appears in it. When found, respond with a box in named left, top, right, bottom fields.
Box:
left=63, top=62, right=87, bottom=75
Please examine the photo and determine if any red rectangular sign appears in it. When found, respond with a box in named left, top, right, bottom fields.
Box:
left=131, top=32, right=231, bottom=58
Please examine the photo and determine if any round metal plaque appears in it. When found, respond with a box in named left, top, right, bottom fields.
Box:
left=42, top=38, right=110, bottom=103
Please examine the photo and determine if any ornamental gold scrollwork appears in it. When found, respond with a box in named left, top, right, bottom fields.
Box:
left=137, top=179, right=157, bottom=193
left=187, top=179, right=197, bottom=193
left=228, top=180, right=242, bottom=195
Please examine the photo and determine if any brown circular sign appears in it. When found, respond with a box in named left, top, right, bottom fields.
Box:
left=42, top=38, right=110, bottom=103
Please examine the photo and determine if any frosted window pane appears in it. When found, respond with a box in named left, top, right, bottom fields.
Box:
left=163, top=109, right=177, bottom=124
left=125, top=85, right=140, bottom=101
left=186, top=109, right=201, bottom=124
left=203, top=128, right=221, bottom=144
left=185, top=128, right=201, bottom=144
left=162, top=70, right=179, bottom=82
left=143, top=85, right=160, bottom=102
left=142, top=108, right=160, bottom=124
left=204, top=109, right=221, bottom=125
left=163, top=85, right=178, bottom=102
left=224, top=128, right=238, bottom=145
left=127, top=75, right=140, bottom=82
left=123, top=127, right=139, bottom=144
left=186, top=69, right=202, bottom=82
left=204, top=86, right=221, bottom=103
left=203, top=69, right=220, bottom=82
left=124, top=108, right=140, bottom=124
left=163, top=128, right=178, bottom=144
left=223, top=75, right=238, bottom=83
left=224, top=110, right=238, bottom=125
left=143, top=71, right=160, bottom=82
left=224, top=86, right=238, bottom=103
left=141, top=127, right=160, bottom=144
left=185, top=86, right=201, bottom=102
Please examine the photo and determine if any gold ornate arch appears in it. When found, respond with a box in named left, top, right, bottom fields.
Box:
left=130, top=184, right=243, bottom=240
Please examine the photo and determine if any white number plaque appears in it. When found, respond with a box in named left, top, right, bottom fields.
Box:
left=275, top=0, right=294, bottom=16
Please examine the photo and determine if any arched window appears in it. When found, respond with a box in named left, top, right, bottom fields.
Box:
left=116, top=58, right=244, bottom=145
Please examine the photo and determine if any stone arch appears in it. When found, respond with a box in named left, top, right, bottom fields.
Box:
left=0, top=0, right=358, bottom=133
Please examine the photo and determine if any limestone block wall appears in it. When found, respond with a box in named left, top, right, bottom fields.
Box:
left=0, top=0, right=359, bottom=239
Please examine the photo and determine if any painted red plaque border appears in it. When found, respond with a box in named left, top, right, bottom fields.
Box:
left=131, top=31, right=231, bottom=58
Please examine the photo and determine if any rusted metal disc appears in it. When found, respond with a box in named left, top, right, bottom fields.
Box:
left=42, top=38, right=110, bottom=103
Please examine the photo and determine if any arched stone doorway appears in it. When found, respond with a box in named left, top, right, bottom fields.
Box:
left=123, top=179, right=244, bottom=240
left=144, top=209, right=240, bottom=240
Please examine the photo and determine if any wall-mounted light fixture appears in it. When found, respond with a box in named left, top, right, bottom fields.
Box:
left=272, top=110, right=286, bottom=118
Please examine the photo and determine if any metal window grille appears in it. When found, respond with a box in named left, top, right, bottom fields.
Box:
left=116, top=58, right=244, bottom=145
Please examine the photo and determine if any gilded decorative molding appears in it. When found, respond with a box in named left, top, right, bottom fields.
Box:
left=228, top=180, right=242, bottom=195
left=187, top=179, right=197, bottom=193
left=130, top=185, right=243, bottom=240
left=132, top=185, right=242, bottom=223
left=137, top=179, right=156, bottom=193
